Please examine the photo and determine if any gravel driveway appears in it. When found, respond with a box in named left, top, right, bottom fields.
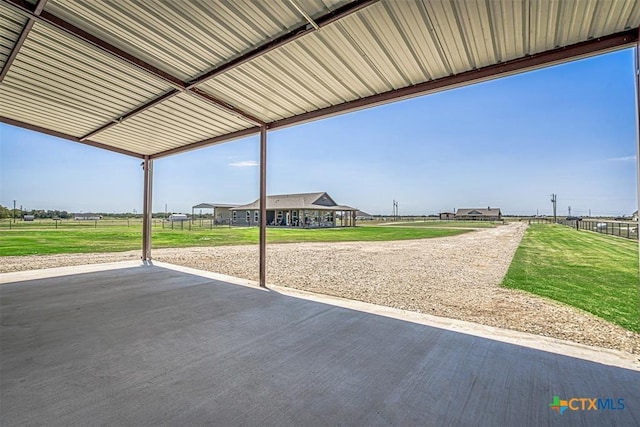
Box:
left=2, top=222, right=638, bottom=354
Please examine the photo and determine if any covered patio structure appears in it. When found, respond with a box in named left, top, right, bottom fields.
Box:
left=1, top=0, right=638, bottom=286
left=1, top=0, right=640, bottom=424
left=191, top=203, right=237, bottom=226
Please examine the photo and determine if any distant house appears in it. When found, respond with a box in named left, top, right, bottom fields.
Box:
left=192, top=203, right=237, bottom=225
left=230, top=192, right=357, bottom=227
left=74, top=213, right=102, bottom=220
left=439, top=212, right=455, bottom=220
left=633, top=211, right=638, bottom=222
left=355, top=210, right=374, bottom=221
left=455, top=207, right=502, bottom=221
left=23, top=215, right=35, bottom=221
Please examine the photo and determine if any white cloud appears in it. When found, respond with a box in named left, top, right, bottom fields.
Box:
left=229, top=160, right=258, bottom=167
left=607, top=155, right=636, bottom=162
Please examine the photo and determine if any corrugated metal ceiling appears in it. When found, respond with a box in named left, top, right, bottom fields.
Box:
left=0, top=1, right=28, bottom=70
left=0, top=0, right=638, bottom=158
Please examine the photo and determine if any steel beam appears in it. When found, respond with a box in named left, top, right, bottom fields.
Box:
left=150, top=127, right=260, bottom=159
left=269, top=29, right=638, bottom=131
left=142, top=156, right=153, bottom=261
left=188, top=88, right=265, bottom=126
left=0, top=116, right=144, bottom=158
left=80, top=90, right=181, bottom=141
left=0, top=0, right=47, bottom=82
left=259, top=126, right=267, bottom=288
left=186, top=0, right=378, bottom=88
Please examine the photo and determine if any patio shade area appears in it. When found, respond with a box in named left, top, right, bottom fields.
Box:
left=1, top=262, right=639, bottom=426
left=2, top=0, right=639, bottom=282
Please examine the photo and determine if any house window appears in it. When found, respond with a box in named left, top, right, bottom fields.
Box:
left=254, top=210, right=259, bottom=222
left=246, top=211, right=251, bottom=223
left=232, top=211, right=237, bottom=221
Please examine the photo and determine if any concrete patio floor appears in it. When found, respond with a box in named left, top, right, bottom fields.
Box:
left=1, top=261, right=638, bottom=426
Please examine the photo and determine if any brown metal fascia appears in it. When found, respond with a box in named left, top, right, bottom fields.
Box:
left=79, top=89, right=181, bottom=141
left=0, top=0, right=47, bottom=82
left=269, top=28, right=639, bottom=131
left=0, top=116, right=144, bottom=158
left=189, top=88, right=265, bottom=126
left=150, top=126, right=260, bottom=159
left=186, top=0, right=378, bottom=88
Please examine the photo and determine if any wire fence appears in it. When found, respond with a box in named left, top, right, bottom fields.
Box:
left=556, top=219, right=638, bottom=240
left=0, top=218, right=231, bottom=230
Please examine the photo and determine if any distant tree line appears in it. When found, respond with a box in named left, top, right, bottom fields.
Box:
left=0, top=206, right=71, bottom=219
left=0, top=205, right=186, bottom=220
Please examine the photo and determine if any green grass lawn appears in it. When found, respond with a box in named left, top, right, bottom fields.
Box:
left=502, top=224, right=639, bottom=332
left=0, top=225, right=470, bottom=256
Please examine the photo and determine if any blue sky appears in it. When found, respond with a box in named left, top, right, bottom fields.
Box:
left=1, top=49, right=638, bottom=216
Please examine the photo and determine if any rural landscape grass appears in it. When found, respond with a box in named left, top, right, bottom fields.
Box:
left=0, top=224, right=470, bottom=256
left=502, top=224, right=639, bottom=332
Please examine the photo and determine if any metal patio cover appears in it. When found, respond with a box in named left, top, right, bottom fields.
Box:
left=1, top=0, right=639, bottom=159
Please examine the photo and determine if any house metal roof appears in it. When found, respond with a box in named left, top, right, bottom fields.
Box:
left=1, top=0, right=638, bottom=159
left=192, top=203, right=238, bottom=209
left=231, top=192, right=356, bottom=211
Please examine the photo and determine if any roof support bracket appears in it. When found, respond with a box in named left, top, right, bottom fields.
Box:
left=287, top=0, right=320, bottom=30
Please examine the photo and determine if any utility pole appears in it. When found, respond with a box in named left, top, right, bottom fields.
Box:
left=550, top=194, right=557, bottom=223
left=589, top=209, right=591, bottom=217
left=568, top=206, right=571, bottom=216
left=13, top=200, right=16, bottom=223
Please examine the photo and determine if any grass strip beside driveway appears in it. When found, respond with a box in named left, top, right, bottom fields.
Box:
left=502, top=224, right=639, bottom=332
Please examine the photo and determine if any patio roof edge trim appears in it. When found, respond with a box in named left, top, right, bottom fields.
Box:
left=268, top=28, right=639, bottom=131
left=147, top=28, right=638, bottom=160
left=0, top=116, right=144, bottom=158
left=149, top=126, right=261, bottom=159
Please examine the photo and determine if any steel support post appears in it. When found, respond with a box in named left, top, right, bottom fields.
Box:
left=635, top=29, right=640, bottom=275
left=142, top=157, right=153, bottom=261
left=259, top=126, right=267, bottom=287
